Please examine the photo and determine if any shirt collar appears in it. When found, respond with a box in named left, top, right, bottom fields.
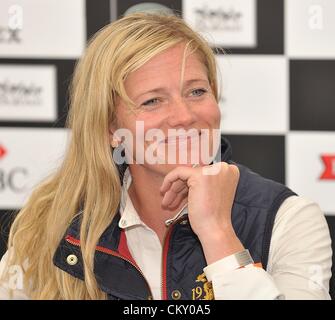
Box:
left=118, top=167, right=188, bottom=229
left=119, top=168, right=143, bottom=229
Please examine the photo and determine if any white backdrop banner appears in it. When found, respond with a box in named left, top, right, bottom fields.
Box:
left=0, top=128, right=69, bottom=209
left=286, top=0, right=335, bottom=58
left=287, top=132, right=335, bottom=214
left=182, top=0, right=257, bottom=48
left=0, top=0, right=86, bottom=59
left=217, top=55, right=288, bottom=134
left=0, top=64, right=57, bottom=122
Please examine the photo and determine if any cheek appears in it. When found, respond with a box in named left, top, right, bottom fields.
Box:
left=136, top=111, right=167, bottom=127
left=197, top=102, right=221, bottom=127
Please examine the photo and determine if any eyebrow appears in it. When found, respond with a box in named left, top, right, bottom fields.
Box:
left=184, top=78, right=209, bottom=86
left=134, top=78, right=210, bottom=100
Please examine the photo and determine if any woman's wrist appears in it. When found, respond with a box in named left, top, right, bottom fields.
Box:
left=198, top=224, right=245, bottom=265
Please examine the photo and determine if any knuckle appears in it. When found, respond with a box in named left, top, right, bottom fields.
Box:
left=229, top=164, right=240, bottom=179
left=220, top=162, right=229, bottom=169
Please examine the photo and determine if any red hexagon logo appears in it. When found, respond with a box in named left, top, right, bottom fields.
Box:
left=320, top=155, right=335, bottom=180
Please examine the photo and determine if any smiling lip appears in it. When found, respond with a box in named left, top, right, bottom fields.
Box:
left=161, top=131, right=201, bottom=144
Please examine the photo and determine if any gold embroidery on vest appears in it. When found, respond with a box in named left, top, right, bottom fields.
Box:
left=192, top=272, right=214, bottom=300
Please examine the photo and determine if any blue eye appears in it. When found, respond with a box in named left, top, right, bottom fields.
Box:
left=190, top=88, right=208, bottom=97
left=142, top=98, right=159, bottom=106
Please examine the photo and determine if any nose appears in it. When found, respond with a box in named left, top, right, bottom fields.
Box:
left=166, top=97, right=197, bottom=128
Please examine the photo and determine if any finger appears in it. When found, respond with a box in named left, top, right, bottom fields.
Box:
left=162, top=186, right=188, bottom=209
left=166, top=189, right=188, bottom=209
left=162, top=183, right=188, bottom=207
left=160, top=167, right=195, bottom=193
left=229, top=164, right=240, bottom=179
left=202, top=162, right=222, bottom=176
left=162, top=189, right=177, bottom=207
left=169, top=179, right=188, bottom=194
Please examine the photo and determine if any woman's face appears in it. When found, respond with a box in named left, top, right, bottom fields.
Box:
left=112, top=42, right=221, bottom=175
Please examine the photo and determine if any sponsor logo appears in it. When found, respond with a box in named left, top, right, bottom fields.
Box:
left=0, top=144, right=29, bottom=192
left=0, top=65, right=57, bottom=122
left=193, top=5, right=243, bottom=32
left=0, top=25, right=21, bottom=43
left=0, top=79, right=43, bottom=106
left=0, top=144, right=7, bottom=159
left=320, top=155, right=335, bottom=180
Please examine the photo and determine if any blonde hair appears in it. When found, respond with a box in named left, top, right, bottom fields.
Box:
left=1, top=12, right=219, bottom=299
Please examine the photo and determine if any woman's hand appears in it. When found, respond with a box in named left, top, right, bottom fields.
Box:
left=160, top=162, right=244, bottom=264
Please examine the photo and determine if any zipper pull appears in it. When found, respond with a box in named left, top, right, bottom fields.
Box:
left=164, top=203, right=188, bottom=227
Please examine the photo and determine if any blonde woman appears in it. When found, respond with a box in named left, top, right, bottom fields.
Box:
left=0, top=13, right=332, bottom=300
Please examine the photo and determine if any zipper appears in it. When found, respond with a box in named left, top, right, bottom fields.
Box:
left=65, top=235, right=153, bottom=299
left=165, top=202, right=188, bottom=226
left=161, top=215, right=188, bottom=300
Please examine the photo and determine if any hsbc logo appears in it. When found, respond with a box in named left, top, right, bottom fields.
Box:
left=0, top=144, right=29, bottom=193
left=320, top=155, right=335, bottom=180
left=0, top=144, right=7, bottom=158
